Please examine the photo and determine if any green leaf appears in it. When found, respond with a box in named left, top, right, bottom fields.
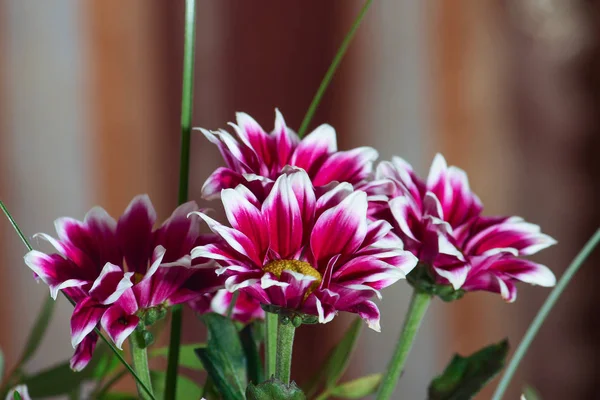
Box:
left=240, top=324, right=263, bottom=384
left=22, top=343, right=116, bottom=397
left=150, top=371, right=202, bottom=400
left=149, top=343, right=205, bottom=371
left=246, top=377, right=306, bottom=400
left=97, top=393, right=138, bottom=400
left=12, top=391, right=23, bottom=400
left=20, top=296, right=56, bottom=365
left=522, top=385, right=541, bottom=400
left=304, top=318, right=363, bottom=397
left=329, top=374, right=382, bottom=399
left=428, top=339, right=509, bottom=400
left=195, top=313, right=246, bottom=400
left=0, top=347, right=4, bottom=380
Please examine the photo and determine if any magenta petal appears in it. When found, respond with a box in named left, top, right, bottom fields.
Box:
left=154, top=201, right=200, bottom=263
left=89, top=263, right=133, bottom=305
left=70, top=331, right=98, bottom=371
left=261, top=174, right=303, bottom=258
left=71, top=298, right=105, bottom=347
left=101, top=303, right=139, bottom=349
left=117, top=195, right=157, bottom=274
left=432, top=255, right=470, bottom=290
left=491, top=258, right=556, bottom=287
left=234, top=112, right=273, bottom=171
left=287, top=170, right=316, bottom=237
left=201, top=167, right=245, bottom=200
left=289, top=124, right=337, bottom=175
left=221, top=188, right=268, bottom=259
left=465, top=217, right=557, bottom=256
left=311, top=191, right=368, bottom=262
left=192, top=211, right=262, bottom=265
left=333, top=256, right=410, bottom=290
left=312, top=147, right=378, bottom=187
left=349, top=300, right=381, bottom=332
left=24, top=251, right=88, bottom=299
left=273, top=109, right=299, bottom=168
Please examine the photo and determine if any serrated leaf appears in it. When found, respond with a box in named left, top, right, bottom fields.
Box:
left=304, top=318, right=363, bottom=397
left=246, top=378, right=306, bottom=400
left=150, top=370, right=202, bottom=400
left=329, top=374, right=382, bottom=399
left=195, top=313, right=246, bottom=400
left=428, top=339, right=509, bottom=400
left=149, top=343, right=205, bottom=371
left=196, top=348, right=244, bottom=400
left=20, top=296, right=55, bottom=365
left=240, top=324, right=263, bottom=384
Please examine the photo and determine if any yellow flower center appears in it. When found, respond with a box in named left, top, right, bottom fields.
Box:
left=263, top=259, right=322, bottom=298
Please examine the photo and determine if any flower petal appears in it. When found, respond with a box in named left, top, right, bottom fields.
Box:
left=24, top=251, right=88, bottom=299
left=273, top=109, right=299, bottom=168
left=154, top=201, right=201, bottom=263
left=101, top=303, right=139, bottom=349
left=222, top=188, right=268, bottom=259
left=312, top=147, right=378, bottom=187
left=311, top=191, right=368, bottom=261
left=89, top=263, right=133, bottom=305
left=201, top=167, right=245, bottom=200
left=70, top=331, right=98, bottom=371
left=70, top=298, right=105, bottom=347
left=117, top=195, right=157, bottom=274
left=289, top=124, right=337, bottom=175
left=261, top=174, right=303, bottom=258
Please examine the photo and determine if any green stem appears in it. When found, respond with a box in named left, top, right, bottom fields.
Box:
left=166, top=0, right=197, bottom=398
left=376, top=290, right=432, bottom=400
left=130, top=332, right=154, bottom=400
left=1, top=200, right=155, bottom=400
left=492, top=228, right=600, bottom=400
left=265, top=311, right=278, bottom=379
left=226, top=291, right=240, bottom=318
left=275, top=317, right=296, bottom=384
left=297, top=0, right=373, bottom=138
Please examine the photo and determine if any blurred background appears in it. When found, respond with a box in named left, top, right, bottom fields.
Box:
left=1, top=1, right=599, bottom=399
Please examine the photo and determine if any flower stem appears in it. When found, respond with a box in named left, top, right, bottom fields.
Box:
left=297, top=0, right=373, bottom=138
left=376, top=290, right=432, bottom=400
left=275, top=316, right=296, bottom=384
left=166, top=0, right=197, bottom=399
left=491, top=228, right=600, bottom=400
left=264, top=311, right=278, bottom=379
left=130, top=331, right=154, bottom=400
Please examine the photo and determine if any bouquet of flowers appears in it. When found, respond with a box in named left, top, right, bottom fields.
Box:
left=1, top=1, right=598, bottom=399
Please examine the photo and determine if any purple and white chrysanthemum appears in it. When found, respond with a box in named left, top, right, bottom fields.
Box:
left=197, top=110, right=378, bottom=200
left=191, top=169, right=418, bottom=331
left=372, top=154, right=556, bottom=302
left=24, top=195, right=221, bottom=370
left=189, top=289, right=265, bottom=324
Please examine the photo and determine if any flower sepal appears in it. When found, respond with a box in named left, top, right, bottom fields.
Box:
left=407, top=264, right=465, bottom=302
left=260, top=304, right=319, bottom=327
left=141, top=305, right=168, bottom=327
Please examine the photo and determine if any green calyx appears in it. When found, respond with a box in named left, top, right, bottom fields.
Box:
left=246, top=377, right=306, bottom=400
left=406, top=263, right=465, bottom=302
left=261, top=304, right=319, bottom=326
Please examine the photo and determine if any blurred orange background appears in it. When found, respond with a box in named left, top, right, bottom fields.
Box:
left=1, top=1, right=599, bottom=399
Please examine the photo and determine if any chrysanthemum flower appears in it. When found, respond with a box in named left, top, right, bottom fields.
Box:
left=24, top=195, right=221, bottom=370
left=189, top=289, right=265, bottom=323
left=197, top=110, right=378, bottom=200
left=191, top=169, right=417, bottom=330
left=373, top=154, right=556, bottom=301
